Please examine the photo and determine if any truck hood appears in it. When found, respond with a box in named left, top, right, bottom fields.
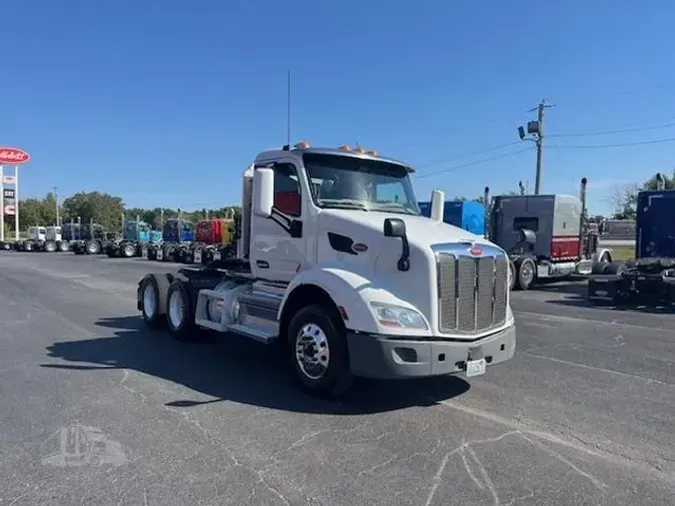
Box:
left=319, top=209, right=490, bottom=247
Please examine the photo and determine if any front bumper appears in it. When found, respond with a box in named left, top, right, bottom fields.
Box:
left=346, top=324, right=516, bottom=379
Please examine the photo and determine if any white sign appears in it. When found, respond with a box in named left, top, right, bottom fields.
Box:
left=2, top=175, right=16, bottom=184
left=4, top=204, right=15, bottom=216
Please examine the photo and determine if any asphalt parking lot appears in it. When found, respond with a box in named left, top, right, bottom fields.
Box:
left=0, top=252, right=673, bottom=505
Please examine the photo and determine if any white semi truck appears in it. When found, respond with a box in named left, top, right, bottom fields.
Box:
left=137, top=142, right=517, bottom=398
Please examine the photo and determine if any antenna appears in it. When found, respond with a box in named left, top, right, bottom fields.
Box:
left=286, top=70, right=292, bottom=145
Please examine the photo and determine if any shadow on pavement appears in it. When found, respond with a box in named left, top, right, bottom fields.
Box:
left=41, top=316, right=470, bottom=416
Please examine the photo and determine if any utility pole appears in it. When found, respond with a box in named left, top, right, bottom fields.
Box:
left=53, top=186, right=60, bottom=226
left=517, top=99, right=554, bottom=195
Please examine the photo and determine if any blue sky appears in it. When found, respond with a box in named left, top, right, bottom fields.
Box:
left=2, top=0, right=674, bottom=215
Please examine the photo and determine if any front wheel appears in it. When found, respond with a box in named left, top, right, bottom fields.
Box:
left=286, top=304, right=354, bottom=399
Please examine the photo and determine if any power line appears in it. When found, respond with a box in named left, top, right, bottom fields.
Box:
left=413, top=147, right=533, bottom=180
left=549, top=136, right=675, bottom=150
left=416, top=141, right=522, bottom=169
left=549, top=121, right=675, bottom=138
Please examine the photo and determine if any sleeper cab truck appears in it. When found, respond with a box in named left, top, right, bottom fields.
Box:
left=136, top=142, right=517, bottom=398
left=150, top=219, right=195, bottom=263
left=489, top=178, right=611, bottom=290
left=109, top=221, right=161, bottom=258
left=191, top=218, right=235, bottom=265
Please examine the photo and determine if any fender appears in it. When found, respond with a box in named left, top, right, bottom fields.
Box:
left=277, top=263, right=432, bottom=337
left=592, top=247, right=614, bottom=263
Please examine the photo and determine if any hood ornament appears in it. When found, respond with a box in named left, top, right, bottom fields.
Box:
left=468, top=243, right=483, bottom=256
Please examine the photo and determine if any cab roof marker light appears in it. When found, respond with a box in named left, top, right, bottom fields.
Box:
left=294, top=141, right=310, bottom=149
left=338, top=144, right=351, bottom=151
left=353, top=146, right=365, bottom=154
left=366, top=149, right=378, bottom=156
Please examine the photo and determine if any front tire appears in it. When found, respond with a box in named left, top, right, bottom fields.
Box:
left=286, top=304, right=354, bottom=399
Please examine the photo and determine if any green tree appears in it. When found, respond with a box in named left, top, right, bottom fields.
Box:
left=610, top=170, right=674, bottom=219
left=61, top=191, right=126, bottom=231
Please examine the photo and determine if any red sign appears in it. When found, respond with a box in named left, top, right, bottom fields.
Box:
left=4, top=204, right=15, bottom=215
left=2, top=175, right=16, bottom=185
left=0, top=147, right=30, bottom=165
left=469, top=244, right=483, bottom=256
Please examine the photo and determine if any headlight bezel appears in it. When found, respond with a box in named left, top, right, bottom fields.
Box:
left=369, top=301, right=428, bottom=330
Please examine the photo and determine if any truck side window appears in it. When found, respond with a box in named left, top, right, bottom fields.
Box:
left=513, top=217, right=538, bottom=232
left=274, top=163, right=301, bottom=217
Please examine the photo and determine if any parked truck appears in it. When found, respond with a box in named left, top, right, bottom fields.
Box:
left=41, top=226, right=71, bottom=252
left=186, top=217, right=236, bottom=265
left=136, top=141, right=517, bottom=398
left=106, top=218, right=162, bottom=258
left=488, top=178, right=612, bottom=290
left=68, top=221, right=116, bottom=255
left=144, top=218, right=194, bottom=262
left=418, top=200, right=486, bottom=236
left=588, top=181, right=675, bottom=305
left=13, top=226, right=47, bottom=251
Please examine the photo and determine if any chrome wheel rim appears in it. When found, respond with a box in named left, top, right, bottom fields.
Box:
left=295, top=323, right=330, bottom=380
left=521, top=262, right=534, bottom=284
left=125, top=245, right=135, bottom=256
left=143, top=284, right=156, bottom=319
left=169, top=290, right=184, bottom=328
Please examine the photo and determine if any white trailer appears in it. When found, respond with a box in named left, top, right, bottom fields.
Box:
left=137, top=142, right=517, bottom=398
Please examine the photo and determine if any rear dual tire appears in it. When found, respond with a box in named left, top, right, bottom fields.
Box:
left=140, top=275, right=201, bottom=342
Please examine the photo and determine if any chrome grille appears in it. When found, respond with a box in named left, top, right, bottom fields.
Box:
left=438, top=252, right=508, bottom=334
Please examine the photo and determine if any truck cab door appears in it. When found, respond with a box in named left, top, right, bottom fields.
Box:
left=250, top=161, right=305, bottom=282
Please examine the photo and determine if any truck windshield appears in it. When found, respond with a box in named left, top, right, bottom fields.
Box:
left=302, top=153, right=420, bottom=215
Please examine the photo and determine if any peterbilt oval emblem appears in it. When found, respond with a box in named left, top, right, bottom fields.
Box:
left=352, top=243, right=368, bottom=253
left=469, top=244, right=483, bottom=256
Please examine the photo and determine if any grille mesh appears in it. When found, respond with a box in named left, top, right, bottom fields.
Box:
left=438, top=253, right=508, bottom=334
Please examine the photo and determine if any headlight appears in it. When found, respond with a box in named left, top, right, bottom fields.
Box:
left=369, top=302, right=428, bottom=330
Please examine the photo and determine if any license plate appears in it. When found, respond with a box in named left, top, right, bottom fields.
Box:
left=142, top=249, right=148, bottom=259
left=157, top=249, right=163, bottom=261
left=212, top=251, right=221, bottom=261
left=194, top=250, right=202, bottom=263
left=466, top=358, right=486, bottom=378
